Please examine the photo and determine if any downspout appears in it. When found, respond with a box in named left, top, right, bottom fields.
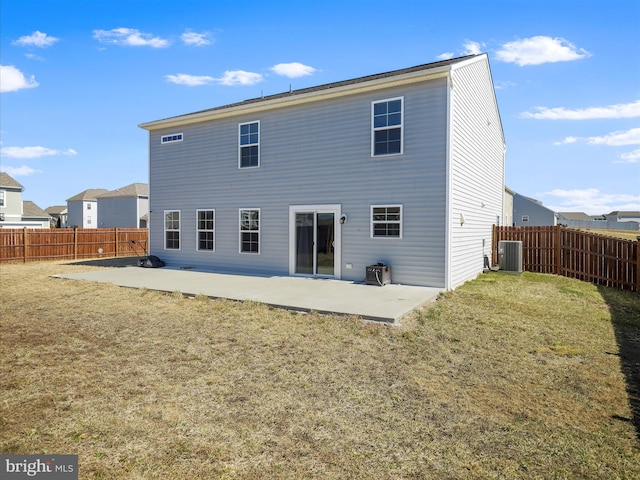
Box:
left=444, top=73, right=454, bottom=290
left=147, top=134, right=153, bottom=253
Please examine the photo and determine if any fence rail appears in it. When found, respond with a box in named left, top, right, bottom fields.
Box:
left=0, top=228, right=148, bottom=263
left=492, top=225, right=639, bottom=293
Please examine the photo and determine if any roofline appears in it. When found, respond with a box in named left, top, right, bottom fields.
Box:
left=139, top=55, right=481, bottom=131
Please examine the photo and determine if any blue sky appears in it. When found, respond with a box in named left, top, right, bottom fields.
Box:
left=1, top=0, right=638, bottom=215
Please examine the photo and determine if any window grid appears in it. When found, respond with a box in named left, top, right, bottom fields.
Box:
left=196, top=209, right=215, bottom=251
left=161, top=133, right=183, bottom=144
left=239, top=209, right=260, bottom=253
left=165, top=210, right=180, bottom=250
left=372, top=97, right=403, bottom=156
left=371, top=205, right=402, bottom=238
left=239, top=121, right=260, bottom=168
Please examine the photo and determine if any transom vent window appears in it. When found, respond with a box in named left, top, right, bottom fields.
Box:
left=161, top=133, right=183, bottom=144
left=239, top=121, right=260, bottom=168
left=240, top=209, right=260, bottom=253
left=372, top=97, right=403, bottom=156
left=165, top=210, right=180, bottom=250
left=371, top=205, right=402, bottom=238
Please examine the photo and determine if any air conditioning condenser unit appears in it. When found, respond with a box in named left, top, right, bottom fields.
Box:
left=498, top=240, right=523, bottom=273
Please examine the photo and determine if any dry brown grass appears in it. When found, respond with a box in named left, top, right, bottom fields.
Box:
left=1, top=260, right=639, bottom=479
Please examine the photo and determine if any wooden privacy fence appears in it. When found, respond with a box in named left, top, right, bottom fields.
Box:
left=0, top=228, right=148, bottom=263
left=492, top=225, right=639, bottom=293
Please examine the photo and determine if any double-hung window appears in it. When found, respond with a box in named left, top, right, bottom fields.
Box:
left=371, top=205, right=403, bottom=238
left=372, top=97, right=403, bottom=156
left=239, top=209, right=260, bottom=253
left=239, top=121, right=260, bottom=168
left=0, top=190, right=6, bottom=207
left=165, top=210, right=180, bottom=250
left=196, top=210, right=215, bottom=251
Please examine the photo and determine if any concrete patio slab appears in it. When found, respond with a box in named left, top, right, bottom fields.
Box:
left=54, top=266, right=442, bottom=323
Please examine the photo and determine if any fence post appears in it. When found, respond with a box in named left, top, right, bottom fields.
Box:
left=636, top=237, right=640, bottom=295
left=74, top=228, right=78, bottom=260
left=23, top=227, right=28, bottom=263
left=115, top=228, right=119, bottom=257
left=555, top=225, right=562, bottom=276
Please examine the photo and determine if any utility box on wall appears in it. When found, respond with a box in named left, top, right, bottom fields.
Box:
left=366, top=264, right=391, bottom=286
left=498, top=240, right=523, bottom=273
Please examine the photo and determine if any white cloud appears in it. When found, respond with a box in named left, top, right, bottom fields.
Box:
left=1, top=146, right=77, bottom=158
left=521, top=100, right=640, bottom=120
left=181, top=31, right=213, bottom=46
left=463, top=40, right=484, bottom=55
left=270, top=62, right=317, bottom=78
left=25, top=53, right=45, bottom=61
left=0, top=65, right=39, bottom=93
left=554, top=128, right=640, bottom=147
left=542, top=188, right=640, bottom=215
left=165, top=73, right=215, bottom=86
left=586, top=128, right=640, bottom=146
left=496, top=36, right=591, bottom=66
left=0, top=165, right=43, bottom=176
left=93, top=28, right=169, bottom=48
left=618, top=149, right=640, bottom=164
left=554, top=136, right=579, bottom=145
left=165, top=70, right=264, bottom=87
left=494, top=80, right=516, bottom=90
left=12, top=31, right=59, bottom=48
left=217, top=70, right=263, bottom=86
left=436, top=52, right=455, bottom=61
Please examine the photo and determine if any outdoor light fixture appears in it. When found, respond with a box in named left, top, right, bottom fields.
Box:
left=340, top=213, right=348, bottom=224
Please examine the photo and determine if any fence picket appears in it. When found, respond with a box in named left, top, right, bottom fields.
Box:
left=0, top=228, right=148, bottom=264
left=493, top=226, right=638, bottom=293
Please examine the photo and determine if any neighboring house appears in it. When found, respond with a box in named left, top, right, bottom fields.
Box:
left=503, top=186, right=515, bottom=227
left=513, top=193, right=557, bottom=227
left=45, top=205, right=68, bottom=228
left=139, top=54, right=505, bottom=289
left=604, top=211, right=640, bottom=224
left=66, top=189, right=109, bottom=228
left=557, top=212, right=595, bottom=223
left=22, top=201, right=51, bottom=228
left=97, top=183, right=149, bottom=228
left=0, top=172, right=24, bottom=226
left=556, top=211, right=639, bottom=230
left=557, top=211, right=603, bottom=229
left=0, top=172, right=50, bottom=228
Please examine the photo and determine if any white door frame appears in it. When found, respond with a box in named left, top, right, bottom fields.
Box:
left=289, top=204, right=341, bottom=279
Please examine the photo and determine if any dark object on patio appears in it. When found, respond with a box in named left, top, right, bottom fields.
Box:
left=366, top=263, right=391, bottom=286
left=130, top=240, right=165, bottom=268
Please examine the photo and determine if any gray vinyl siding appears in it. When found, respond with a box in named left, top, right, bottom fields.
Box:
left=513, top=193, right=557, bottom=226
left=98, top=197, right=147, bottom=228
left=1, top=189, right=23, bottom=220
left=66, top=201, right=83, bottom=228
left=149, top=79, right=449, bottom=287
left=448, top=58, right=505, bottom=289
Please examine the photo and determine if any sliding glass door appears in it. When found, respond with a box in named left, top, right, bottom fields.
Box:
left=292, top=207, right=338, bottom=277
